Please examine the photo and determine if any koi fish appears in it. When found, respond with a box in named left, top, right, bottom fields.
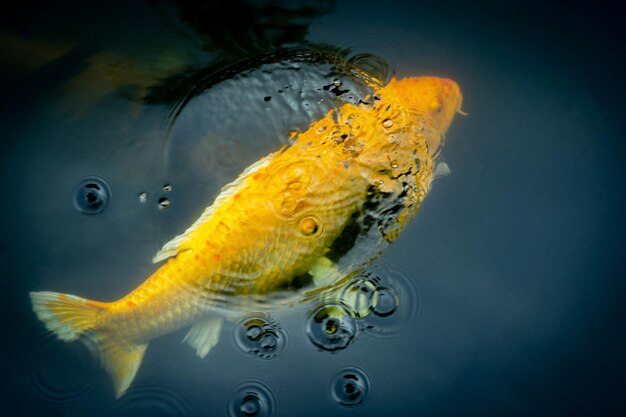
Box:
left=30, top=75, right=463, bottom=398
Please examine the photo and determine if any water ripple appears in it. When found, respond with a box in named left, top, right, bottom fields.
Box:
left=29, top=334, right=96, bottom=404
left=305, top=302, right=358, bottom=352
left=228, top=378, right=277, bottom=417
left=329, top=365, right=371, bottom=407
left=233, top=313, right=289, bottom=360
left=359, top=264, right=422, bottom=339
left=73, top=175, right=112, bottom=215
left=115, top=383, right=199, bottom=417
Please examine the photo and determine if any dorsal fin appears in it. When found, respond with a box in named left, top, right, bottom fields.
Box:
left=152, top=152, right=277, bottom=263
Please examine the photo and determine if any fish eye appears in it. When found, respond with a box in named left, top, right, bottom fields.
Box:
left=429, top=99, right=442, bottom=113
left=299, top=216, right=321, bottom=236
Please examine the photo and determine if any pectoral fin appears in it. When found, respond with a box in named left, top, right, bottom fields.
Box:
left=183, top=317, right=223, bottom=358
left=433, top=161, right=451, bottom=179
left=309, top=256, right=341, bottom=287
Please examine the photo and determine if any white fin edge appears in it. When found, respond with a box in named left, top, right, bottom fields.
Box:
left=433, top=162, right=451, bottom=179
left=152, top=153, right=277, bottom=263
left=182, top=317, right=223, bottom=358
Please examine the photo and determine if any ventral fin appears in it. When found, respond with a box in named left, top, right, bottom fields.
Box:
left=152, top=153, right=276, bottom=263
left=182, top=317, right=223, bottom=358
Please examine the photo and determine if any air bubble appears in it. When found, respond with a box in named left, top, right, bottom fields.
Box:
left=228, top=380, right=276, bottom=417
left=330, top=367, right=371, bottom=407
left=240, top=394, right=261, bottom=416
left=158, top=197, right=171, bottom=209
left=372, top=286, right=398, bottom=317
left=74, top=176, right=111, bottom=214
left=163, top=184, right=172, bottom=192
left=234, top=314, right=287, bottom=359
left=382, top=119, right=393, bottom=128
left=138, top=192, right=148, bottom=203
left=306, top=303, right=357, bottom=352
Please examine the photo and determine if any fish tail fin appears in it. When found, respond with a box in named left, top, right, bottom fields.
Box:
left=30, top=291, right=147, bottom=398
left=88, top=333, right=148, bottom=398
left=29, top=291, right=107, bottom=341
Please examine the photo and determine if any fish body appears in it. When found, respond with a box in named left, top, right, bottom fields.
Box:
left=30, top=76, right=463, bottom=397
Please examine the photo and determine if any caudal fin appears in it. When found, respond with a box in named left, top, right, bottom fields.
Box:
left=30, top=291, right=148, bottom=398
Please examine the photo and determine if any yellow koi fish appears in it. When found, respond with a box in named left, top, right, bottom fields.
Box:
left=30, top=75, right=463, bottom=398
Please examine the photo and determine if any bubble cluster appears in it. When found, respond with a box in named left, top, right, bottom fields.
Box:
left=73, top=176, right=111, bottom=214
left=340, top=279, right=378, bottom=317
left=234, top=314, right=287, bottom=359
left=340, top=274, right=400, bottom=320
left=305, top=303, right=357, bottom=352
left=115, top=384, right=198, bottom=417
left=352, top=266, right=420, bottom=339
left=228, top=380, right=276, bottom=417
left=330, top=367, right=371, bottom=407
left=30, top=336, right=96, bottom=404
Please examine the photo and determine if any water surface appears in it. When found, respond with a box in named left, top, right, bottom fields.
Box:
left=1, top=1, right=624, bottom=416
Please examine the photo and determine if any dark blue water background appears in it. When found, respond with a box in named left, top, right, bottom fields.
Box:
left=1, top=1, right=624, bottom=416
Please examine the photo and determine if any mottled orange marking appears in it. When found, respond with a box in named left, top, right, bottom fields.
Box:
left=126, top=300, right=137, bottom=309
left=252, top=173, right=263, bottom=180
left=234, top=193, right=241, bottom=200
left=213, top=254, right=221, bottom=261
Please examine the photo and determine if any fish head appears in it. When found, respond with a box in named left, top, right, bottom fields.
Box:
left=384, top=76, right=463, bottom=156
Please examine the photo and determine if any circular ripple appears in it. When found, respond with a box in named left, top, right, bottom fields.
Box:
left=234, top=313, right=288, bottom=360
left=228, top=379, right=277, bottom=417
left=330, top=366, right=371, bottom=407
left=358, top=265, right=421, bottom=339
left=305, top=302, right=358, bottom=352
left=29, top=335, right=97, bottom=404
left=339, top=278, right=377, bottom=318
left=73, top=176, right=112, bottom=214
left=115, top=383, right=199, bottom=417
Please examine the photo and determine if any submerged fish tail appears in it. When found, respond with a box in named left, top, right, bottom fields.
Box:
left=29, top=291, right=147, bottom=398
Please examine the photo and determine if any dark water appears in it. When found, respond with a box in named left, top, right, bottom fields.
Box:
left=1, top=1, right=625, bottom=416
